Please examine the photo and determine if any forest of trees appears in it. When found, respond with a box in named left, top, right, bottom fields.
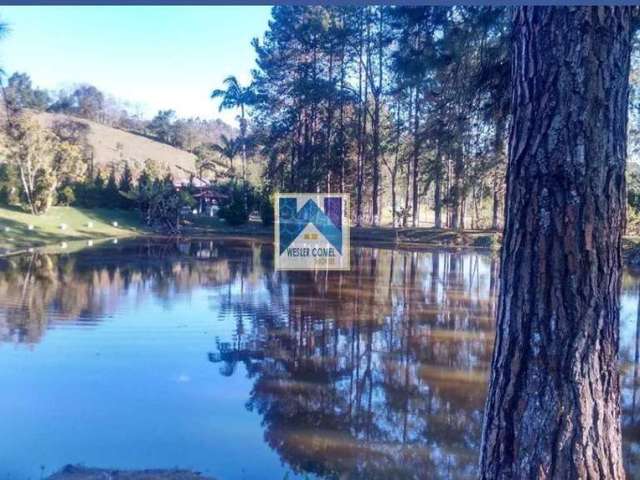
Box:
left=5, top=6, right=640, bottom=235
left=209, top=6, right=640, bottom=232
left=217, top=6, right=509, bottom=229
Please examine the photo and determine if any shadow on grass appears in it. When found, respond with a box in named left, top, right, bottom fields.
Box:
left=71, top=208, right=144, bottom=231
left=0, top=217, right=72, bottom=250
left=0, top=208, right=145, bottom=253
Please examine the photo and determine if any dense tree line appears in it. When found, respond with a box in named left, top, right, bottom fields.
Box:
left=222, top=6, right=510, bottom=228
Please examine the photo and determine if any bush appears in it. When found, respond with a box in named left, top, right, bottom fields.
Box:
left=217, top=182, right=257, bottom=226
left=72, top=182, right=102, bottom=208
left=132, top=182, right=195, bottom=232
left=628, top=206, right=640, bottom=235
left=57, top=185, right=76, bottom=206
left=32, top=168, right=57, bottom=213
left=70, top=179, right=134, bottom=210
left=0, top=164, right=20, bottom=206
left=218, top=191, right=249, bottom=226
left=258, top=189, right=274, bottom=227
left=0, top=185, right=20, bottom=206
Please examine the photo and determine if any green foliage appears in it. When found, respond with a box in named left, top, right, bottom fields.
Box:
left=49, top=85, right=105, bottom=121
left=32, top=168, right=57, bottom=212
left=119, top=162, right=134, bottom=193
left=211, top=134, right=240, bottom=170
left=71, top=168, right=134, bottom=210
left=628, top=206, right=640, bottom=236
left=211, top=76, right=256, bottom=113
left=218, top=190, right=250, bottom=226
left=211, top=76, right=254, bottom=183
left=2, top=114, right=88, bottom=214
left=57, top=185, right=76, bottom=206
left=105, top=167, right=122, bottom=207
left=4, top=72, right=50, bottom=112
left=148, top=110, right=178, bottom=145
left=94, top=172, right=105, bottom=189
left=0, top=164, right=20, bottom=206
left=227, top=6, right=512, bottom=227
left=137, top=170, right=152, bottom=191
left=258, top=187, right=274, bottom=227
left=217, top=182, right=257, bottom=226
left=71, top=181, right=103, bottom=208
left=628, top=163, right=640, bottom=211
left=128, top=180, right=195, bottom=233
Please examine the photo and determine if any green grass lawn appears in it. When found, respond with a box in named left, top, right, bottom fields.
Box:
left=0, top=206, right=145, bottom=253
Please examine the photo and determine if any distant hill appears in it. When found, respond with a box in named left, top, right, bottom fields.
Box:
left=36, top=111, right=233, bottom=182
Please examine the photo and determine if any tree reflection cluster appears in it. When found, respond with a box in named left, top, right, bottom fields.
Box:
left=1, top=239, right=640, bottom=478
left=211, top=245, right=497, bottom=479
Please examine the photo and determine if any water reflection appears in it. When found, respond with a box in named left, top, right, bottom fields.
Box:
left=0, top=238, right=638, bottom=479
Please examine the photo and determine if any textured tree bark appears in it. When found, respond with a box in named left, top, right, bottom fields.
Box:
left=480, top=7, right=632, bottom=480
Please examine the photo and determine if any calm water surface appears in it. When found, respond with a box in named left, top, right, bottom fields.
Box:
left=1, top=238, right=639, bottom=479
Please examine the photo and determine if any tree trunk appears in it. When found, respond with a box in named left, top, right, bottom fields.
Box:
left=370, top=7, right=383, bottom=227
left=371, top=99, right=380, bottom=226
left=240, top=105, right=247, bottom=183
left=411, top=88, right=420, bottom=227
left=403, top=91, right=413, bottom=228
left=338, top=17, right=346, bottom=194
left=434, top=147, right=442, bottom=229
left=480, top=7, right=631, bottom=479
left=355, top=10, right=366, bottom=227
left=450, top=148, right=464, bottom=231
left=491, top=117, right=506, bottom=230
left=491, top=178, right=500, bottom=230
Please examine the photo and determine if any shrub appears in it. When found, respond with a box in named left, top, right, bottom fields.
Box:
left=72, top=182, right=102, bottom=208
left=217, top=182, right=257, bottom=226
left=258, top=189, right=274, bottom=227
left=628, top=206, right=640, bottom=235
left=0, top=164, right=20, bottom=206
left=32, top=168, right=57, bottom=213
left=131, top=182, right=195, bottom=232
left=218, top=190, right=249, bottom=226
left=57, top=185, right=76, bottom=206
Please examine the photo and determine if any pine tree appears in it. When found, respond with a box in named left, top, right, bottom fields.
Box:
left=119, top=162, right=133, bottom=193
left=480, top=7, right=632, bottom=477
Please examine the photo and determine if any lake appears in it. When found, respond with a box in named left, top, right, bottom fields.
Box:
left=0, top=238, right=639, bottom=480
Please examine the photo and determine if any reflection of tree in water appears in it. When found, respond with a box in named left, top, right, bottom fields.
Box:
left=621, top=273, right=640, bottom=474
left=212, top=248, right=497, bottom=479
left=0, top=238, right=266, bottom=344
left=4, top=239, right=640, bottom=478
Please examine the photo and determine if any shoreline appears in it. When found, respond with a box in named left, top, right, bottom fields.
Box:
left=47, top=465, right=215, bottom=480
left=5, top=221, right=640, bottom=269
left=0, top=223, right=502, bottom=258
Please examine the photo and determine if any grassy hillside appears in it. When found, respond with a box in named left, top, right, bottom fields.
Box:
left=38, top=112, right=200, bottom=180
left=0, top=206, right=144, bottom=253
left=32, top=111, right=265, bottom=185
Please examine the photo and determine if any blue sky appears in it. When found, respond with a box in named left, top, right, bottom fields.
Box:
left=0, top=6, right=272, bottom=125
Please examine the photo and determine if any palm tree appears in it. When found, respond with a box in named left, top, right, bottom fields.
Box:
left=211, top=135, right=239, bottom=172
left=211, top=76, right=255, bottom=183
left=194, top=139, right=237, bottom=181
